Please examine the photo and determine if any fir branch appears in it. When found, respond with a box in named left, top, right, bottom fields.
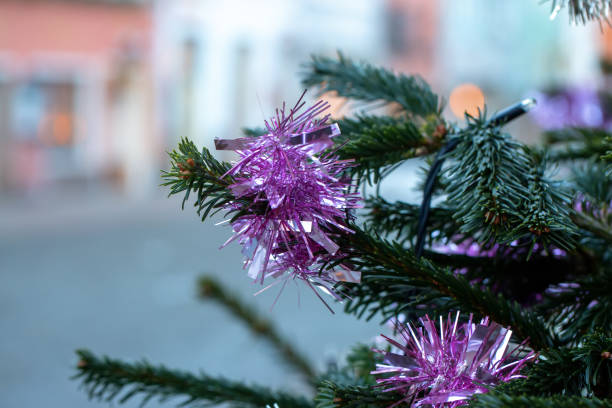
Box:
left=543, top=268, right=612, bottom=344
left=470, top=394, right=612, bottom=408
left=318, top=344, right=381, bottom=388
left=315, top=380, right=398, bottom=408
left=245, top=115, right=447, bottom=185
left=544, top=127, right=611, bottom=145
left=510, top=331, right=612, bottom=398
left=302, top=53, right=442, bottom=117
left=364, top=197, right=456, bottom=243
left=198, top=276, right=316, bottom=380
left=334, top=116, right=446, bottom=184
left=543, top=128, right=611, bottom=161
left=546, top=0, right=612, bottom=25
left=443, top=118, right=576, bottom=252
left=424, top=250, right=585, bottom=305
left=74, top=350, right=314, bottom=408
left=161, top=138, right=236, bottom=221
left=343, top=345, right=380, bottom=385
left=516, top=149, right=578, bottom=251
left=337, top=227, right=558, bottom=350
left=572, top=160, right=612, bottom=204
left=571, top=161, right=612, bottom=244
left=603, top=134, right=612, bottom=171
left=572, top=210, right=612, bottom=242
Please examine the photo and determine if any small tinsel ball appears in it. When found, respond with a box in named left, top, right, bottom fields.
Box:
left=372, top=312, right=535, bottom=407
left=214, top=91, right=361, bottom=305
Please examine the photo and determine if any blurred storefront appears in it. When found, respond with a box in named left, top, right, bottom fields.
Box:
left=0, top=0, right=155, bottom=195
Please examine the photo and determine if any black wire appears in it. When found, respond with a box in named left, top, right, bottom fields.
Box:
left=414, top=99, right=535, bottom=258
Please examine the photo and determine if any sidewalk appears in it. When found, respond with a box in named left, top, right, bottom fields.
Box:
left=0, top=188, right=381, bottom=408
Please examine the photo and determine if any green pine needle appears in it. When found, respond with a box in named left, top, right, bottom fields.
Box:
left=74, top=349, right=314, bottom=408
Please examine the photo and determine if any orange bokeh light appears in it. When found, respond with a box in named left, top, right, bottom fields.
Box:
left=449, top=83, right=485, bottom=119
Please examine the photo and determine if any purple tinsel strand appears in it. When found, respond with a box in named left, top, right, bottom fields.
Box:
left=215, top=92, right=362, bottom=303
left=372, top=312, right=536, bottom=407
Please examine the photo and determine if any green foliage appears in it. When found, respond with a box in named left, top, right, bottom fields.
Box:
left=573, top=160, right=612, bottom=203
left=364, top=197, right=456, bottom=244
left=571, top=164, right=612, bottom=245
left=443, top=116, right=577, bottom=252
left=343, top=345, right=379, bottom=385
left=314, top=345, right=383, bottom=407
left=162, top=138, right=235, bottom=221
left=603, top=134, right=612, bottom=170
left=198, top=276, right=316, bottom=381
left=337, top=226, right=558, bottom=350
left=315, top=381, right=399, bottom=408
left=74, top=349, right=314, bottom=408
left=511, top=331, right=612, bottom=398
left=546, top=0, right=612, bottom=24
left=542, top=268, right=612, bottom=344
left=470, top=394, right=612, bottom=408
left=544, top=127, right=611, bottom=162
left=302, top=53, right=442, bottom=118
left=334, top=115, right=445, bottom=184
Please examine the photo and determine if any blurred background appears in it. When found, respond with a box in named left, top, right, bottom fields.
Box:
left=0, top=0, right=610, bottom=407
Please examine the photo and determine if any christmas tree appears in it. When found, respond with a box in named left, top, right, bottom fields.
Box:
left=73, top=2, right=612, bottom=407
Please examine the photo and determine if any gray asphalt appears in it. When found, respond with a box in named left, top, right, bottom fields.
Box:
left=0, top=189, right=383, bottom=408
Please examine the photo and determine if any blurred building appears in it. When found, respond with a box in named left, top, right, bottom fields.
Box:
left=0, top=0, right=609, bottom=196
left=152, top=0, right=387, bottom=161
left=0, top=0, right=155, bottom=195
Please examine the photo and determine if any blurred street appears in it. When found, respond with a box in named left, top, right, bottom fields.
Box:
left=0, top=189, right=381, bottom=407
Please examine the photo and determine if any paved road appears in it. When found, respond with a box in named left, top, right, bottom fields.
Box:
left=0, top=189, right=384, bottom=408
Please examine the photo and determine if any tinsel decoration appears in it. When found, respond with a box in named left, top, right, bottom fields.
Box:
left=372, top=312, right=536, bottom=407
left=214, top=91, right=361, bottom=307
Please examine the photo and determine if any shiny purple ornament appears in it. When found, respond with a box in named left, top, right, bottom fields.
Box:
left=214, top=91, right=361, bottom=307
left=372, top=312, right=535, bottom=407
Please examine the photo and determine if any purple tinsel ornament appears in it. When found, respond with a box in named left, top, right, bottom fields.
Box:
left=372, top=312, right=535, bottom=407
left=214, top=91, right=361, bottom=306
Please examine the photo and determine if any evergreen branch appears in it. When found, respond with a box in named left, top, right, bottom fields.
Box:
left=317, top=344, right=381, bottom=388
left=162, top=138, right=236, bottom=222
left=543, top=268, right=612, bottom=344
left=516, top=149, right=578, bottom=251
left=603, top=134, right=612, bottom=171
left=470, top=394, right=612, bottom=408
left=572, top=210, right=612, bottom=242
left=74, top=349, right=314, bottom=408
left=338, top=227, right=558, bottom=350
left=198, top=276, right=317, bottom=380
left=544, top=127, right=611, bottom=145
left=343, top=344, right=380, bottom=384
left=424, top=250, right=586, bottom=305
left=546, top=0, right=612, bottom=25
left=364, top=197, right=456, bottom=243
left=572, top=161, right=612, bottom=204
left=302, top=53, right=442, bottom=117
left=507, top=331, right=612, bottom=398
left=543, top=128, right=611, bottom=161
left=334, top=116, right=446, bottom=183
left=443, top=118, right=576, bottom=252
left=245, top=115, right=447, bottom=185
left=571, top=161, right=612, bottom=245
left=315, top=380, right=399, bottom=408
